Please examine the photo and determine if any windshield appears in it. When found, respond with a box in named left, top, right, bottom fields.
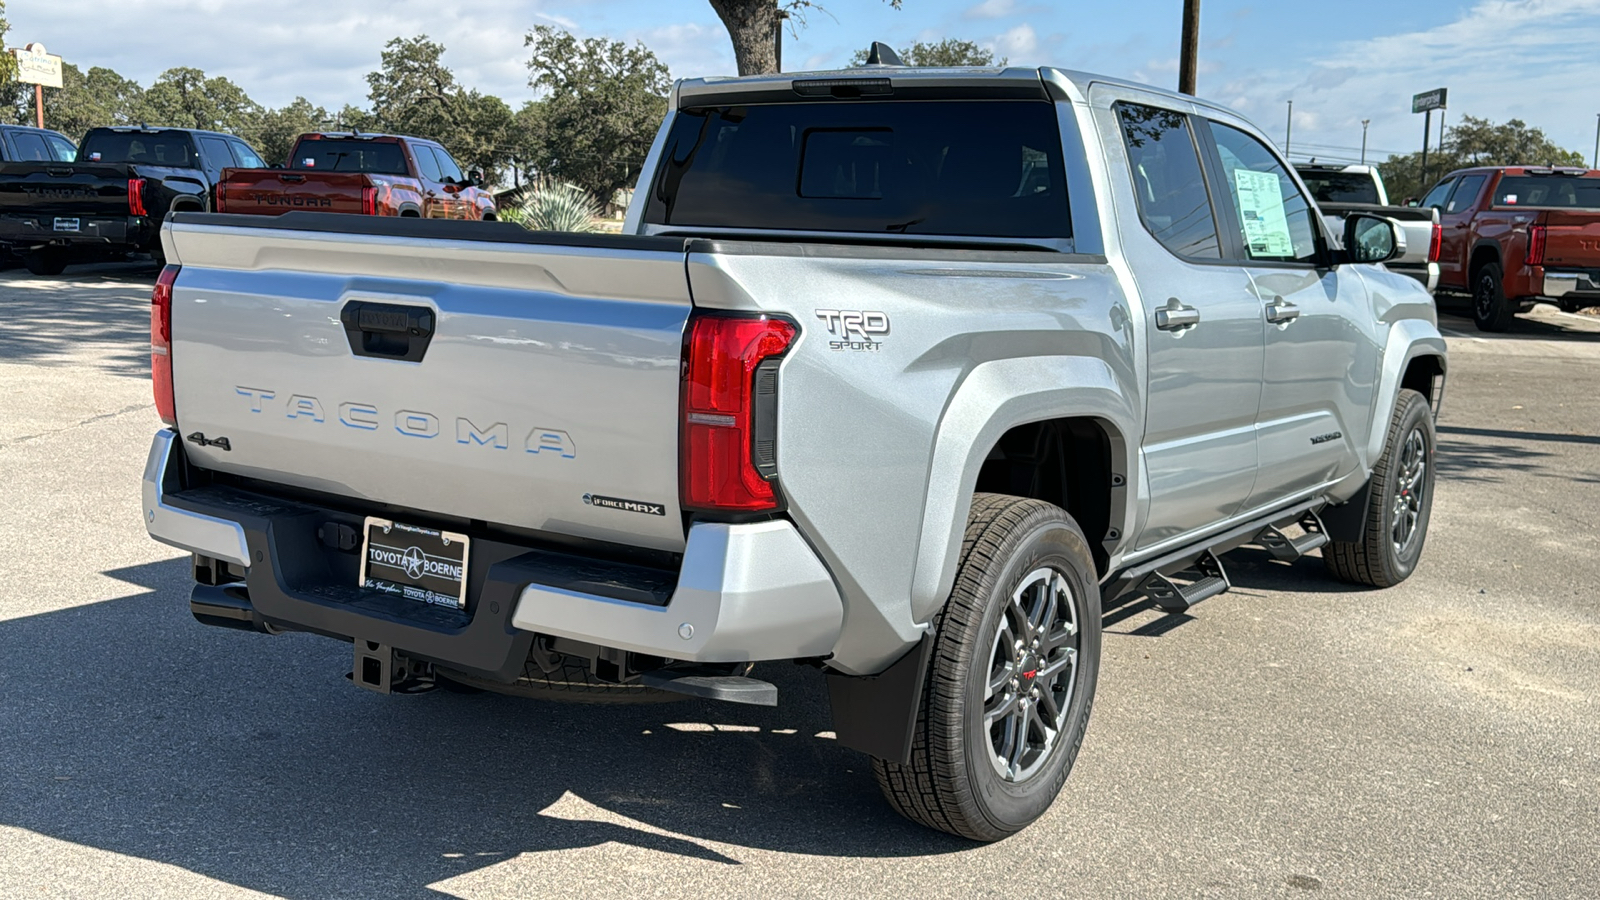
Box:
left=645, top=100, right=1069, bottom=238
left=1493, top=175, right=1600, bottom=209
left=1297, top=171, right=1381, bottom=205
left=289, top=139, right=410, bottom=175
left=78, top=131, right=196, bottom=167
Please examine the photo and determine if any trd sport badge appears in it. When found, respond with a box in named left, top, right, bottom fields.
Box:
left=815, top=309, right=890, bottom=351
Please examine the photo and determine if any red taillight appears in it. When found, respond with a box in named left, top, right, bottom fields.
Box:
left=1429, top=222, right=1442, bottom=263
left=151, top=265, right=180, bottom=428
left=215, top=179, right=227, bottom=213
left=128, top=178, right=147, bottom=217
left=681, top=314, right=797, bottom=512
left=362, top=186, right=377, bottom=216
left=1526, top=224, right=1547, bottom=266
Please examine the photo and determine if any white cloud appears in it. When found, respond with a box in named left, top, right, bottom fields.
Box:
left=992, top=23, right=1039, bottom=60
left=965, top=0, right=1019, bottom=19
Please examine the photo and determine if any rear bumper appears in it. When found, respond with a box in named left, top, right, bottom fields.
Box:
left=142, top=430, right=844, bottom=676
left=1541, top=270, right=1600, bottom=300
left=0, top=214, right=155, bottom=252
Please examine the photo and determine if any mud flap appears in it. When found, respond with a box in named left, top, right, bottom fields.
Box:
left=825, top=633, right=934, bottom=765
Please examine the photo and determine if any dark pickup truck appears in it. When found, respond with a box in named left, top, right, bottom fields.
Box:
left=0, top=125, right=78, bottom=164
left=0, top=126, right=266, bottom=275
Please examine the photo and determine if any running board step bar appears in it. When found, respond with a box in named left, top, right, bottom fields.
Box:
left=1140, top=550, right=1231, bottom=613
left=1256, top=511, right=1329, bottom=562
left=641, top=667, right=778, bottom=706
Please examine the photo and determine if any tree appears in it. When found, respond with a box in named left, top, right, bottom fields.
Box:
left=1379, top=116, right=1585, bottom=201
left=521, top=26, right=670, bottom=198
left=254, top=97, right=329, bottom=166
left=849, top=38, right=1004, bottom=67
left=37, top=64, right=144, bottom=142
left=363, top=36, right=514, bottom=182
left=137, top=67, right=263, bottom=139
left=711, top=0, right=903, bottom=76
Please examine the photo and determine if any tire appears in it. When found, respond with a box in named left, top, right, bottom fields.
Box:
left=873, top=493, right=1101, bottom=841
left=435, top=644, right=682, bottom=704
left=1472, top=261, right=1515, bottom=332
left=1324, top=389, right=1436, bottom=588
left=23, top=251, right=68, bottom=276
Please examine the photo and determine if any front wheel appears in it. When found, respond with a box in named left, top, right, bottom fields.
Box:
left=24, top=250, right=68, bottom=277
left=1324, top=388, right=1436, bottom=587
left=873, top=493, right=1101, bottom=841
left=1472, top=262, right=1516, bottom=332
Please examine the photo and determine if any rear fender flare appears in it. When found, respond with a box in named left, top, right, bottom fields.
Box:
left=909, top=356, right=1138, bottom=624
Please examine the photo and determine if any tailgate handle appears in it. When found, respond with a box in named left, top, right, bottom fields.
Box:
left=279, top=173, right=306, bottom=183
left=46, top=165, right=73, bottom=177
left=339, top=301, right=436, bottom=362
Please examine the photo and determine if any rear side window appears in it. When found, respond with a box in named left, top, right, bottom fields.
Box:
left=1114, top=102, right=1220, bottom=259
left=290, top=139, right=409, bottom=175
left=79, top=131, right=196, bottom=167
left=1445, top=174, right=1486, bottom=213
left=199, top=137, right=238, bottom=168
left=9, top=132, right=51, bottom=161
left=1493, top=175, right=1600, bottom=209
left=645, top=100, right=1069, bottom=238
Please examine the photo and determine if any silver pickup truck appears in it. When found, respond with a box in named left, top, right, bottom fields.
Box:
left=142, top=65, right=1446, bottom=841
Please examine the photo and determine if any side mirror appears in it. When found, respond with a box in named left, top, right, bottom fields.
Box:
left=1344, top=213, right=1405, bottom=264
left=466, top=170, right=483, bottom=187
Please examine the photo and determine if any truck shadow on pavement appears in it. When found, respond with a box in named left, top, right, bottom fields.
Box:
left=0, top=264, right=157, bottom=377
left=0, top=558, right=968, bottom=899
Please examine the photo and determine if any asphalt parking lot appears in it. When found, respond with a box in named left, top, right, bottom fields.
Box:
left=1, top=263, right=1596, bottom=899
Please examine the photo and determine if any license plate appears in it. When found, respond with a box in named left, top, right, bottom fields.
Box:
left=53, top=217, right=80, bottom=232
left=359, top=517, right=470, bottom=610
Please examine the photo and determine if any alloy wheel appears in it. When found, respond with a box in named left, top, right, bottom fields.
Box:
left=984, top=566, right=1080, bottom=783
left=1391, top=427, right=1428, bottom=555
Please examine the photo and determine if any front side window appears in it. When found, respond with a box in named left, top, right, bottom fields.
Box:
left=413, top=145, right=444, bottom=182
left=1114, top=102, right=1220, bottom=259
left=645, top=99, right=1068, bottom=238
left=1207, top=121, right=1320, bottom=264
left=230, top=141, right=265, bottom=168
left=430, top=146, right=465, bottom=183
left=46, top=134, right=78, bottom=162
left=1420, top=178, right=1456, bottom=211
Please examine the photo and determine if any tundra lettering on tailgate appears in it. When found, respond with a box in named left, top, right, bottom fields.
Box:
left=234, top=387, right=576, bottom=458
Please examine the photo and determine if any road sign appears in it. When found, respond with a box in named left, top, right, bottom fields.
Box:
left=12, top=43, right=64, bottom=88
left=1412, top=88, right=1447, bottom=114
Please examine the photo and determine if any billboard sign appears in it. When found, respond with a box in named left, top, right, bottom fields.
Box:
left=12, top=43, right=64, bottom=88
left=1412, top=88, right=1448, bottom=114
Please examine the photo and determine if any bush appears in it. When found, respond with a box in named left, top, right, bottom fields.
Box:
left=500, top=178, right=601, bottom=233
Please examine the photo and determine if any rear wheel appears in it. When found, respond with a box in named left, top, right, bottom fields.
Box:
left=873, top=493, right=1100, bottom=841
left=1472, top=261, right=1515, bottom=331
left=1324, top=389, right=1436, bottom=587
left=23, top=250, right=68, bottom=276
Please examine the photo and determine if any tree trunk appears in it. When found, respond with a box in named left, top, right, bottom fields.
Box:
left=708, top=0, right=778, bottom=76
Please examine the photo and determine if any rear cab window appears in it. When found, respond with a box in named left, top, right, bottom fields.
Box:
left=79, top=130, right=197, bottom=167
left=644, top=99, right=1069, bottom=238
left=1493, top=175, right=1600, bottom=209
left=1298, top=171, right=1381, bottom=205
left=291, top=139, right=410, bottom=175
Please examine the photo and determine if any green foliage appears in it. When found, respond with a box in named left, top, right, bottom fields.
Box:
left=33, top=64, right=144, bottom=142
left=360, top=35, right=513, bottom=182
left=1379, top=116, right=1586, bottom=201
left=137, top=67, right=263, bottom=138
left=499, top=177, right=601, bottom=232
left=254, top=97, right=329, bottom=166
left=0, top=2, right=17, bottom=89
left=520, top=26, right=669, bottom=198
left=849, top=38, right=1004, bottom=67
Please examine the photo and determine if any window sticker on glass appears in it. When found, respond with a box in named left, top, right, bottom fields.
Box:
left=89, top=152, right=102, bottom=161
left=1504, top=194, right=1517, bottom=204
left=303, top=158, right=316, bottom=167
left=1233, top=168, right=1294, bottom=258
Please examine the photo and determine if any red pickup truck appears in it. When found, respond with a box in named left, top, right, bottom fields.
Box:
left=1421, top=165, right=1600, bottom=330
left=216, top=132, right=497, bottom=220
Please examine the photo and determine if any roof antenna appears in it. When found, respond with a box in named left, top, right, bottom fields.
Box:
left=863, top=42, right=904, bottom=67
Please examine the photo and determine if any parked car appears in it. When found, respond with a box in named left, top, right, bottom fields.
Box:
left=1420, top=165, right=1600, bottom=330
left=0, top=126, right=265, bottom=275
left=0, top=124, right=78, bottom=163
left=1296, top=163, right=1440, bottom=293
left=142, top=61, right=1445, bottom=841
left=216, top=132, right=496, bottom=220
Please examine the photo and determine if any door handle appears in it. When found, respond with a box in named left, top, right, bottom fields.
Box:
left=1155, top=300, right=1201, bottom=331
left=1265, top=299, right=1301, bottom=324
left=339, top=300, right=436, bottom=362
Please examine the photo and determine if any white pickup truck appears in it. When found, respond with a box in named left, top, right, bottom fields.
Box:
left=1296, top=163, right=1441, bottom=293
left=144, top=61, right=1445, bottom=840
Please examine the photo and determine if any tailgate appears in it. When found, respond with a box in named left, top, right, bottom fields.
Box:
left=165, top=215, right=692, bottom=552
left=0, top=163, right=133, bottom=217
left=1537, top=210, right=1600, bottom=268
left=218, top=169, right=372, bottom=216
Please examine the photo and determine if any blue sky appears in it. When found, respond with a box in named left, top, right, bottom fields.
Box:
left=13, top=0, right=1600, bottom=165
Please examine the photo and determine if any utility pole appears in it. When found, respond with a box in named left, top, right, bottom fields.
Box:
left=1285, top=100, right=1293, bottom=159
left=1361, top=119, right=1371, bottom=164
left=1178, top=0, right=1200, bottom=95
left=1593, top=113, right=1598, bottom=169
left=774, top=9, right=789, bottom=73
left=1420, top=109, right=1431, bottom=188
